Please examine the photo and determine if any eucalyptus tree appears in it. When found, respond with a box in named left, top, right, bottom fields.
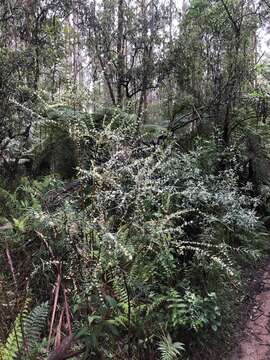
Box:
left=0, top=0, right=72, bottom=182
left=74, top=0, right=177, bottom=119
left=172, top=0, right=261, bottom=148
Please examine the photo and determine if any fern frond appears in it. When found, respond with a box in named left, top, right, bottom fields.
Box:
left=0, top=302, right=49, bottom=360
left=0, top=302, right=28, bottom=360
left=158, top=333, right=185, bottom=360
left=23, top=302, right=49, bottom=353
left=113, top=277, right=128, bottom=304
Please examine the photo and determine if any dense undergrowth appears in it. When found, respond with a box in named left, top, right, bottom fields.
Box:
left=1, top=0, right=270, bottom=358
left=0, top=110, right=268, bottom=359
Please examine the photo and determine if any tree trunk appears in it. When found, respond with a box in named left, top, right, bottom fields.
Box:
left=116, top=0, right=124, bottom=106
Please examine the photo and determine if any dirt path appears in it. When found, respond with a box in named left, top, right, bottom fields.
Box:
left=231, top=263, right=270, bottom=360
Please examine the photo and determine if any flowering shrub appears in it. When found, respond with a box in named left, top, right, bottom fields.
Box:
left=0, top=111, right=262, bottom=359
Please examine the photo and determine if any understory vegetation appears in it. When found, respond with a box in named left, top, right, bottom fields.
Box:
left=1, top=0, right=270, bottom=359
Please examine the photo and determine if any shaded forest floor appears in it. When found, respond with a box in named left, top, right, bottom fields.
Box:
left=230, top=256, right=270, bottom=360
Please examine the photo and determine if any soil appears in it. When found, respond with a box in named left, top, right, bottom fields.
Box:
left=230, top=260, right=270, bottom=360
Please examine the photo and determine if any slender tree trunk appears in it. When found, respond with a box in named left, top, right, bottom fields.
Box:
left=138, top=0, right=148, bottom=122
left=116, top=0, right=124, bottom=106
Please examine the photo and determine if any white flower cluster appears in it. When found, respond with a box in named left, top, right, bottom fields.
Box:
left=102, top=232, right=133, bottom=260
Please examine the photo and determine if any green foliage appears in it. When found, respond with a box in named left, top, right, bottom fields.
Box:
left=0, top=301, right=29, bottom=360
left=0, top=0, right=269, bottom=357
left=0, top=188, right=13, bottom=220
left=168, top=289, right=221, bottom=332
left=0, top=302, right=49, bottom=360
left=158, top=332, right=185, bottom=360
left=0, top=109, right=266, bottom=358
left=23, top=302, right=49, bottom=355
